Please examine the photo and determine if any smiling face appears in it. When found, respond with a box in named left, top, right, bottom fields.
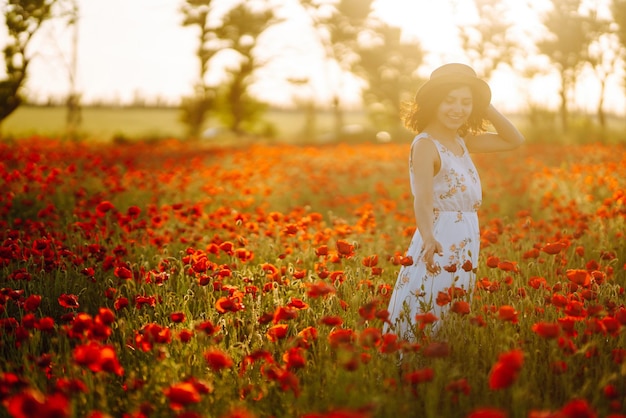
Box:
left=434, top=86, right=474, bottom=132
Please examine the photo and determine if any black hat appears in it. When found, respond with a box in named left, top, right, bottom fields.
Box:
left=415, top=63, right=491, bottom=111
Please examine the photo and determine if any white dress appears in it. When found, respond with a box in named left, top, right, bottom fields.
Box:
left=385, top=133, right=482, bottom=340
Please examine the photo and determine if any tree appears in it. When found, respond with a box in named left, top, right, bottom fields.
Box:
left=585, top=9, right=618, bottom=129
left=353, top=22, right=423, bottom=139
left=181, top=0, right=279, bottom=138
left=53, top=0, right=81, bottom=139
left=213, top=2, right=279, bottom=135
left=180, top=0, right=220, bottom=139
left=457, top=0, right=519, bottom=79
left=299, top=0, right=376, bottom=138
left=537, top=0, right=596, bottom=132
left=611, top=0, right=626, bottom=90
left=0, top=0, right=55, bottom=126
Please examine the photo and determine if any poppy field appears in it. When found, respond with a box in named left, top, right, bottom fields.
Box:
left=1, top=136, right=625, bottom=418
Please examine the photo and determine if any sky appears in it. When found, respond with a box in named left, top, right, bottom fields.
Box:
left=2, top=0, right=624, bottom=113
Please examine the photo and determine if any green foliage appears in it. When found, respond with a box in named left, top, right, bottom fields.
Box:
left=353, top=23, right=423, bottom=138
left=0, top=0, right=55, bottom=123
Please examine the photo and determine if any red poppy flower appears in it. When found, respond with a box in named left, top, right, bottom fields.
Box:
left=320, top=316, right=344, bottom=326
left=336, top=240, right=355, bottom=257
left=273, top=306, right=298, bottom=323
left=497, top=260, right=518, bottom=272
left=163, top=382, right=201, bottom=411
left=362, top=254, right=378, bottom=267
left=287, top=298, right=309, bottom=310
left=461, top=260, right=473, bottom=272
left=96, top=200, right=115, bottom=216
left=170, top=312, right=186, bottom=323
left=114, top=297, right=129, bottom=311
left=415, top=312, right=439, bottom=329
left=541, top=241, right=565, bottom=255
left=215, top=295, right=245, bottom=314
left=498, top=305, right=518, bottom=323
left=565, top=269, right=591, bottom=287
left=444, top=264, right=457, bottom=273
left=58, top=294, right=79, bottom=309
left=436, top=291, right=451, bottom=306
left=451, top=301, right=471, bottom=315
left=422, top=341, right=450, bottom=358
left=114, top=266, right=133, bottom=280
left=283, top=347, right=306, bottom=370
left=306, top=281, right=335, bottom=298
left=531, top=322, right=560, bottom=339
left=400, top=256, right=414, bottom=266
left=73, top=341, right=124, bottom=376
left=204, top=348, right=234, bottom=371
left=467, top=408, right=507, bottom=418
left=404, top=367, right=434, bottom=385
left=560, top=399, right=597, bottom=418
left=486, top=256, right=500, bottom=268
left=23, top=294, right=41, bottom=312
left=196, top=320, right=218, bottom=335
left=5, top=389, right=70, bottom=418
left=328, top=328, right=356, bottom=348
left=488, top=349, right=524, bottom=390
left=267, top=324, right=289, bottom=342
left=178, top=329, right=194, bottom=342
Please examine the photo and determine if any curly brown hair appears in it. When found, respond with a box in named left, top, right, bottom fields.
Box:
left=401, top=82, right=487, bottom=136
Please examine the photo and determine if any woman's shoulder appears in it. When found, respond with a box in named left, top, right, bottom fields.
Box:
left=410, top=133, right=439, bottom=159
left=410, top=132, right=433, bottom=147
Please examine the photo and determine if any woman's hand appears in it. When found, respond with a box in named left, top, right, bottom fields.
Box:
left=422, top=238, right=443, bottom=274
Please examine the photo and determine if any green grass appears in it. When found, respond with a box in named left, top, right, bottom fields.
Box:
left=0, top=105, right=372, bottom=142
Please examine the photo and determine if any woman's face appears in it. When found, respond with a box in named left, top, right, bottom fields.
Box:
left=434, top=86, right=473, bottom=131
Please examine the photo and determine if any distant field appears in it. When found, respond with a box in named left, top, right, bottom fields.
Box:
left=0, top=105, right=371, bottom=142
left=2, top=105, right=625, bottom=144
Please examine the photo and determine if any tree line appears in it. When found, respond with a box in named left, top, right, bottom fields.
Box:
left=2, top=0, right=626, bottom=140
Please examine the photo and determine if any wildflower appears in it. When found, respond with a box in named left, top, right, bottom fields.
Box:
left=560, top=399, right=597, bottom=418
left=286, top=298, right=309, bottom=310
left=320, top=316, right=343, bottom=327
left=404, top=367, right=434, bottom=385
left=5, top=389, right=70, bottom=418
left=114, top=266, right=133, bottom=280
left=273, top=306, right=298, bottom=323
left=215, top=295, right=245, bottom=314
left=336, top=240, right=355, bottom=257
left=436, top=291, right=451, bottom=306
left=306, top=281, right=335, bottom=298
left=58, top=294, right=79, bottom=309
left=498, top=305, right=518, bottom=323
left=196, top=320, right=219, bottom=336
left=565, top=269, right=591, bottom=287
left=467, top=408, right=507, bottom=418
left=541, top=241, right=566, bottom=255
left=170, top=312, right=186, bottom=323
left=266, top=324, right=289, bottom=342
left=163, top=382, right=201, bottom=411
left=488, top=349, right=524, bottom=390
left=415, top=312, right=438, bottom=329
left=362, top=254, right=378, bottom=267
left=204, top=348, right=234, bottom=371
left=451, top=301, right=470, bottom=315
left=283, top=347, right=306, bottom=370
left=531, top=322, right=560, bottom=339
left=23, top=294, right=41, bottom=312
left=96, top=201, right=115, bottom=216
left=73, top=342, right=124, bottom=376
left=328, top=328, right=356, bottom=348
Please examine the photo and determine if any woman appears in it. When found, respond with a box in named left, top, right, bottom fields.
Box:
left=385, top=63, right=524, bottom=340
